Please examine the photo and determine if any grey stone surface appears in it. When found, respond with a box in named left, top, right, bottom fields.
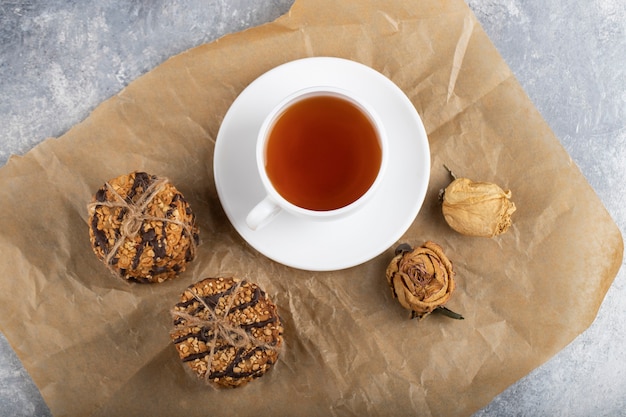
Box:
left=0, top=0, right=624, bottom=416
left=468, top=1, right=626, bottom=416
left=0, top=0, right=293, bottom=165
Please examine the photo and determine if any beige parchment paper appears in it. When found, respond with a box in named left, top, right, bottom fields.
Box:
left=0, top=0, right=622, bottom=416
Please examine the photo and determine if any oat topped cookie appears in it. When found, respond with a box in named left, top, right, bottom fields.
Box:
left=87, top=171, right=199, bottom=283
left=170, top=277, right=283, bottom=388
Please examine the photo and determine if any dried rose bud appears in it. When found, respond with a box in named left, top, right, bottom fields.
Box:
left=441, top=177, right=516, bottom=237
left=385, top=241, right=461, bottom=320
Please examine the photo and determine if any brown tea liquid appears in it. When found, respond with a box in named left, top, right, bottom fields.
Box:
left=265, top=95, right=382, bottom=211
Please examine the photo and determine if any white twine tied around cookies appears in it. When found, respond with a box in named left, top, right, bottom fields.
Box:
left=171, top=280, right=280, bottom=386
left=87, top=176, right=197, bottom=276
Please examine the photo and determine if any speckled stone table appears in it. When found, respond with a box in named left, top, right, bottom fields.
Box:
left=1, top=1, right=624, bottom=416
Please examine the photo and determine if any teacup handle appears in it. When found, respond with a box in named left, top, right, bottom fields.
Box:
left=246, top=196, right=282, bottom=230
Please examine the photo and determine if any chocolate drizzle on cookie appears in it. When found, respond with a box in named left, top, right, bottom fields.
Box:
left=87, top=171, right=199, bottom=284
left=170, top=277, right=283, bottom=388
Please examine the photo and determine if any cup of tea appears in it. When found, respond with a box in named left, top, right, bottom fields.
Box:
left=245, top=86, right=389, bottom=230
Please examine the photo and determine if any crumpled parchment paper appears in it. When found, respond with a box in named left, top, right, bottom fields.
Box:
left=0, top=0, right=622, bottom=416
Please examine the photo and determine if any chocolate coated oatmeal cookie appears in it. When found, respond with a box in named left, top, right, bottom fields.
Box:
left=170, top=277, right=283, bottom=388
left=88, top=171, right=199, bottom=283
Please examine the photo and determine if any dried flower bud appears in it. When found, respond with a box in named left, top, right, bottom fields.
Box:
left=442, top=177, right=516, bottom=237
left=385, top=241, right=461, bottom=320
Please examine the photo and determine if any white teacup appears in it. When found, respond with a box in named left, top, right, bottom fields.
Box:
left=246, top=86, right=389, bottom=230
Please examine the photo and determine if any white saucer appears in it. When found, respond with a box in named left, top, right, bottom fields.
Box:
left=214, top=57, right=430, bottom=271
